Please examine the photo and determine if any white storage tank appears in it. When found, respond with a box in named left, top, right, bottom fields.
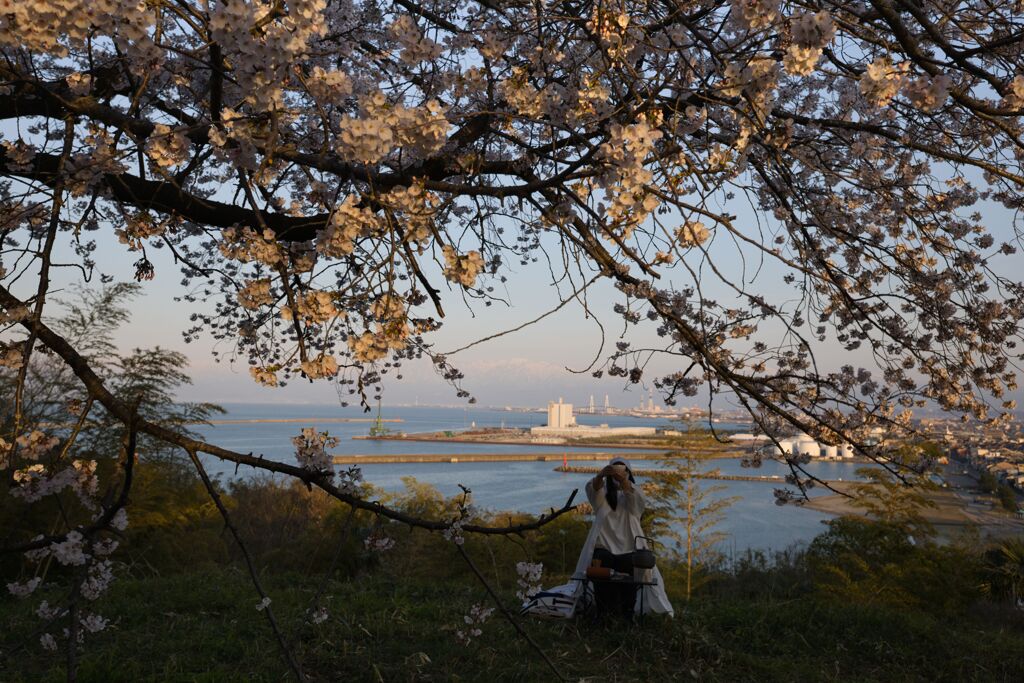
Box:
left=840, top=444, right=855, bottom=458
left=776, top=439, right=795, bottom=456
left=822, top=444, right=839, bottom=458
left=795, top=439, right=821, bottom=457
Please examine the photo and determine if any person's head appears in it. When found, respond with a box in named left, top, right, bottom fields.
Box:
left=605, top=458, right=635, bottom=511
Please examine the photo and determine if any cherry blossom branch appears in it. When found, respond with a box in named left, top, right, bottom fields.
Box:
left=0, top=284, right=583, bottom=537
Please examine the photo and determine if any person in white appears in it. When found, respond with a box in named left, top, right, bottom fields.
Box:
left=519, top=457, right=673, bottom=619
left=580, top=457, right=674, bottom=616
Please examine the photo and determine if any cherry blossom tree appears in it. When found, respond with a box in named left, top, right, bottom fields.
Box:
left=3, top=0, right=1024, bottom=675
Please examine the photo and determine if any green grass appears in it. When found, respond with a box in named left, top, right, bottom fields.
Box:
left=3, top=565, right=1023, bottom=682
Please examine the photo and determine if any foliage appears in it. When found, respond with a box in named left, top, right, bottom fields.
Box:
left=644, top=441, right=738, bottom=600
left=805, top=516, right=982, bottom=612
left=1, top=284, right=222, bottom=463
left=979, top=539, right=1024, bottom=607
left=997, top=483, right=1019, bottom=513
left=847, top=465, right=938, bottom=538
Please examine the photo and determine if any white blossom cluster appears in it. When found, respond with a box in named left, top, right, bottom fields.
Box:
left=784, top=11, right=834, bottom=76
left=300, top=353, right=339, bottom=379
left=442, top=518, right=465, bottom=546
left=219, top=227, right=285, bottom=267
left=904, top=74, right=952, bottom=112
left=597, top=121, right=662, bottom=233
left=454, top=603, right=494, bottom=645
left=304, top=66, right=353, bottom=104
left=441, top=246, right=485, bottom=287
left=364, top=530, right=396, bottom=552
left=335, top=465, right=364, bottom=495
left=860, top=57, right=910, bottom=108
left=730, top=0, right=780, bottom=32
left=145, top=125, right=192, bottom=169
left=0, top=343, right=23, bottom=370
left=237, top=278, right=274, bottom=310
left=116, top=213, right=168, bottom=251
left=676, top=220, right=711, bottom=248
left=291, top=427, right=339, bottom=471
left=280, top=290, right=341, bottom=324
left=337, top=92, right=449, bottom=164
left=514, top=561, right=543, bottom=600
left=316, top=195, right=382, bottom=257
left=389, top=15, right=443, bottom=64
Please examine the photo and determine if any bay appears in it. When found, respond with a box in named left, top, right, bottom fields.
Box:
left=190, top=404, right=847, bottom=555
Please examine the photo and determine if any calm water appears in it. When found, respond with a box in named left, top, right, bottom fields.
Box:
left=190, top=404, right=846, bottom=553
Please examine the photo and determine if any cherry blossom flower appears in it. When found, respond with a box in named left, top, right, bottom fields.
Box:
left=7, top=577, right=41, bottom=598
left=455, top=603, right=494, bottom=645
left=291, top=428, right=338, bottom=471
left=441, top=246, right=484, bottom=287
left=515, top=561, right=543, bottom=600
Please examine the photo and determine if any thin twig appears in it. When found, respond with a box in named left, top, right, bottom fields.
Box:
left=455, top=543, right=567, bottom=682
left=184, top=448, right=307, bottom=683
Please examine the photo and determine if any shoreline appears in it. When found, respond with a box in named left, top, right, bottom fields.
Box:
left=802, top=481, right=1024, bottom=541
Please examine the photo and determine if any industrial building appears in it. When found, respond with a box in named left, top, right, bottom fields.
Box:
left=529, top=398, right=657, bottom=438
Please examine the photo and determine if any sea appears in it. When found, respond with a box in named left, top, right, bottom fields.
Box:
left=190, top=403, right=855, bottom=556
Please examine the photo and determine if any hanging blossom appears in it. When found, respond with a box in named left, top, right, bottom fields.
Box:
left=784, top=11, right=834, bottom=76
left=280, top=289, right=341, bottom=324
left=455, top=603, right=494, bottom=645
left=219, top=227, right=285, bottom=267
left=307, top=605, right=329, bottom=625
left=250, top=365, right=280, bottom=386
left=291, top=427, right=338, bottom=471
left=316, top=195, right=382, bottom=257
left=515, top=561, right=544, bottom=600
left=442, top=246, right=485, bottom=287
left=336, top=91, right=449, bottom=164
left=364, top=530, right=396, bottom=552
left=442, top=518, right=465, bottom=545
left=304, top=66, right=353, bottom=103
left=300, top=353, right=339, bottom=379
left=0, top=343, right=24, bottom=371
left=237, top=278, right=274, bottom=310
left=677, top=220, right=711, bottom=247
left=388, top=15, right=443, bottom=64
left=597, top=120, right=663, bottom=233
left=335, top=465, right=363, bottom=495
left=860, top=57, right=909, bottom=108
left=7, top=576, right=42, bottom=598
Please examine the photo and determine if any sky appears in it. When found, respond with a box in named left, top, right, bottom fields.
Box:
left=29, top=197, right=1019, bottom=415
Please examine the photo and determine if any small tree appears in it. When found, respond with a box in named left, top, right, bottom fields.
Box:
left=645, top=431, right=738, bottom=600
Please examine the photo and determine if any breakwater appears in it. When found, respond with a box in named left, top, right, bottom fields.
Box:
left=352, top=433, right=741, bottom=456
left=206, top=417, right=403, bottom=425
left=332, top=452, right=662, bottom=464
